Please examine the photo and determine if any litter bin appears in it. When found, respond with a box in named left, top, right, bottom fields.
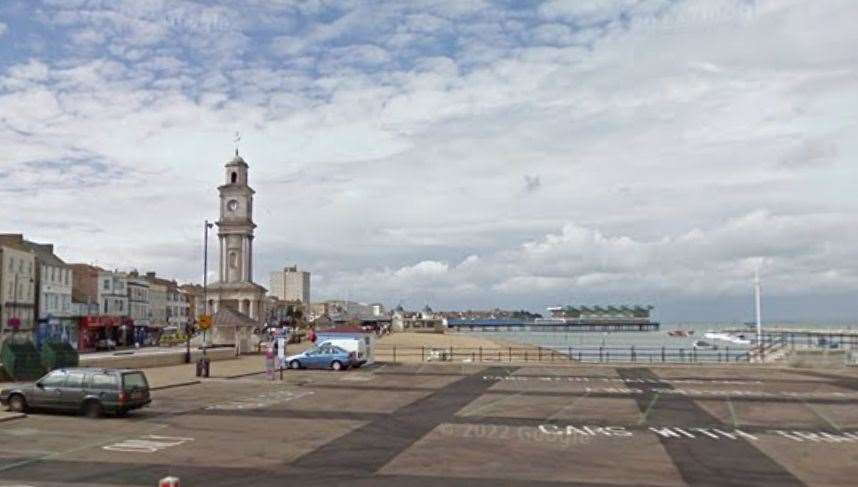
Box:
left=1, top=339, right=46, bottom=381
left=196, top=357, right=210, bottom=377
left=41, top=342, right=79, bottom=372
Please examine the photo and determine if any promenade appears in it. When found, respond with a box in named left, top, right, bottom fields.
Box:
left=1, top=361, right=858, bottom=486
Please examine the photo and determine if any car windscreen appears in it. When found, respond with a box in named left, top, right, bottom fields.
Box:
left=121, top=372, right=148, bottom=391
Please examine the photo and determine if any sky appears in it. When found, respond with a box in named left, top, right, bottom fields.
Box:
left=1, top=0, right=856, bottom=323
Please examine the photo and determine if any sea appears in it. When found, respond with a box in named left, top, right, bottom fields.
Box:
left=462, top=321, right=857, bottom=352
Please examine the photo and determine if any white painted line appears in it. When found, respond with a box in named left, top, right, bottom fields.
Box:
left=547, top=391, right=592, bottom=422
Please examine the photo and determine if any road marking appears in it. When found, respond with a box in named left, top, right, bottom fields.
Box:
left=727, top=399, right=740, bottom=428
left=206, top=390, right=314, bottom=411
left=547, top=391, right=591, bottom=421
left=0, top=424, right=169, bottom=473
left=341, top=374, right=374, bottom=382
left=465, top=391, right=523, bottom=417
left=804, top=401, right=841, bottom=431
left=638, top=393, right=660, bottom=425
left=103, top=435, right=194, bottom=453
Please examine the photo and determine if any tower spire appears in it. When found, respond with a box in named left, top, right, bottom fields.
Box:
left=233, top=131, right=241, bottom=156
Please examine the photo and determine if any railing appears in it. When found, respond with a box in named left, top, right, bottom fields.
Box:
left=375, top=345, right=751, bottom=365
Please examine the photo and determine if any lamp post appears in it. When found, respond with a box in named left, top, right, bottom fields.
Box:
left=754, top=268, right=763, bottom=360
left=202, top=220, right=214, bottom=356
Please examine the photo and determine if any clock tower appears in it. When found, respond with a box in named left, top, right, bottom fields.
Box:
left=207, top=149, right=267, bottom=352
left=218, top=151, right=255, bottom=283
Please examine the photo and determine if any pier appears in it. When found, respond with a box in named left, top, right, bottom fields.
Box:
left=447, top=318, right=660, bottom=333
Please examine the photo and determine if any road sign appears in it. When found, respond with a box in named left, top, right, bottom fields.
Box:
left=198, top=315, right=213, bottom=330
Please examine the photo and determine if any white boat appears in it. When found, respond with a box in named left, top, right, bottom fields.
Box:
left=704, top=330, right=751, bottom=345
left=693, top=340, right=718, bottom=350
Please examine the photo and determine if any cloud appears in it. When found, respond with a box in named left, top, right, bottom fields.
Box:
left=1, top=0, right=857, bottom=321
left=523, top=174, right=541, bottom=193
left=779, top=138, right=839, bottom=168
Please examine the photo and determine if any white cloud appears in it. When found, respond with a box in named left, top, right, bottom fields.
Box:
left=1, top=0, right=857, bottom=320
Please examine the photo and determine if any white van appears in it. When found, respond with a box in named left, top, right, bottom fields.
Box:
left=316, top=337, right=369, bottom=367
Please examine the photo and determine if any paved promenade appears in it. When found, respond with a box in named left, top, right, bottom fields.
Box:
left=1, top=362, right=858, bottom=485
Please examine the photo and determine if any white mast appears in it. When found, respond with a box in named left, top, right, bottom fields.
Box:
left=754, top=268, right=762, bottom=352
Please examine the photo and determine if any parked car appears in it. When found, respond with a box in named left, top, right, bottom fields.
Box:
left=284, top=342, right=355, bottom=371
left=314, top=336, right=369, bottom=368
left=0, top=368, right=151, bottom=418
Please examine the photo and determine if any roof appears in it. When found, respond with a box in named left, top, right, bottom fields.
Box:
left=447, top=318, right=527, bottom=326
left=213, top=306, right=258, bottom=328
left=316, top=326, right=371, bottom=334
left=225, top=151, right=248, bottom=167
left=21, top=241, right=67, bottom=268
left=0, top=234, right=30, bottom=253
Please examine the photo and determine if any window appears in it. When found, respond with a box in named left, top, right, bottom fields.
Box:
left=90, top=373, right=118, bottom=390
left=122, top=372, right=148, bottom=391
left=104, top=301, right=108, bottom=313
left=39, top=370, right=68, bottom=387
left=103, top=280, right=110, bottom=290
left=64, top=372, right=86, bottom=388
left=231, top=171, right=237, bottom=183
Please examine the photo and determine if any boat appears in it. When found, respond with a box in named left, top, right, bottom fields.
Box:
left=667, top=329, right=694, bottom=337
left=693, top=340, right=718, bottom=350
left=704, top=330, right=751, bottom=345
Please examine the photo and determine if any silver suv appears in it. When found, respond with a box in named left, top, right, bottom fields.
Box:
left=1, top=368, right=151, bottom=418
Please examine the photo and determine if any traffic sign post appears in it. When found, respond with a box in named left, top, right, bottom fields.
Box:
left=198, top=314, right=212, bottom=330
left=196, top=315, right=213, bottom=377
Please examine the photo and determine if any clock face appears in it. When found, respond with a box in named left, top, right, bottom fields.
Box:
left=227, top=199, right=239, bottom=212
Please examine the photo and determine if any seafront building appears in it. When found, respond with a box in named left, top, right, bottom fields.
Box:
left=0, top=234, right=37, bottom=336
left=270, top=266, right=310, bottom=308
left=21, top=239, right=75, bottom=346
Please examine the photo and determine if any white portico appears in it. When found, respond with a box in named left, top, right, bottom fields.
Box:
left=207, top=150, right=267, bottom=350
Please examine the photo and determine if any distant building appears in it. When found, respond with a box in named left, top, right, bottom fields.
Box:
left=544, top=305, right=654, bottom=322
left=20, top=239, right=75, bottom=346
left=392, top=305, right=444, bottom=332
left=125, top=271, right=151, bottom=329
left=270, top=266, right=310, bottom=306
left=0, top=234, right=37, bottom=335
left=70, top=264, right=133, bottom=348
left=70, top=264, right=129, bottom=315
left=143, top=272, right=187, bottom=330
left=178, top=284, right=203, bottom=325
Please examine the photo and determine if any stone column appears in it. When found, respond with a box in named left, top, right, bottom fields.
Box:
left=249, top=299, right=257, bottom=320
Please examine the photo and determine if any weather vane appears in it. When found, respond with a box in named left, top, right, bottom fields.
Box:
left=234, top=131, right=241, bottom=156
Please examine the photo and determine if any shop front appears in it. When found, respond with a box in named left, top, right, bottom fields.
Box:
left=35, top=316, right=79, bottom=351
left=77, top=316, right=130, bottom=352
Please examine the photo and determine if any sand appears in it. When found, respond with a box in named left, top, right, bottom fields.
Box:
left=375, top=331, right=544, bottom=363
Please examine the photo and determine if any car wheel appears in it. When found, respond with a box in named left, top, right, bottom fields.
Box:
left=331, top=360, right=343, bottom=371
left=290, top=360, right=301, bottom=369
left=8, top=394, right=27, bottom=413
left=83, top=400, right=104, bottom=419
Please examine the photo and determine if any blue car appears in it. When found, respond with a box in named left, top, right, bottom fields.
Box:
left=285, top=342, right=354, bottom=371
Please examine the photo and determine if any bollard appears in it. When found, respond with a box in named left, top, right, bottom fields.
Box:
left=159, top=476, right=180, bottom=487
left=196, top=357, right=210, bottom=378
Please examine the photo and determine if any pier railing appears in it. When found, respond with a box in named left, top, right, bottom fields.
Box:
left=376, top=345, right=751, bottom=365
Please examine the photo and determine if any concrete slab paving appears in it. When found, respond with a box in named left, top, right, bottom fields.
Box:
left=1, top=362, right=857, bottom=486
